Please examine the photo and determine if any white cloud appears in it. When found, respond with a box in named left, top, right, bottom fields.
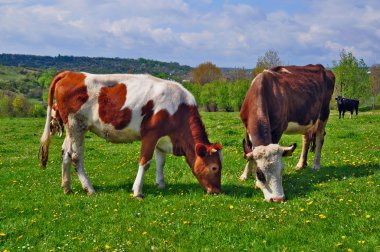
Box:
left=0, top=0, right=379, bottom=67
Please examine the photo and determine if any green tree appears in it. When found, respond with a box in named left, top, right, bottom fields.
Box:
left=0, top=91, right=12, bottom=117
left=252, top=49, right=283, bottom=77
left=12, top=94, right=29, bottom=116
left=369, top=64, right=380, bottom=109
left=191, top=62, right=222, bottom=85
left=332, top=49, right=370, bottom=99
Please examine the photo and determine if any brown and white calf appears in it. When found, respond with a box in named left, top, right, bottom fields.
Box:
left=39, top=71, right=222, bottom=198
left=239, top=64, right=335, bottom=202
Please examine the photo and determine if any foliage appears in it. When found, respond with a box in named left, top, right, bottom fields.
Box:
left=369, top=64, right=380, bottom=109
left=184, top=79, right=251, bottom=112
left=191, top=62, right=222, bottom=85
left=0, top=53, right=192, bottom=80
left=332, top=50, right=370, bottom=100
left=0, top=112, right=379, bottom=251
left=252, top=49, right=283, bottom=77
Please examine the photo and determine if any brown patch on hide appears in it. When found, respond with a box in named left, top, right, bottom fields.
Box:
left=98, top=83, right=132, bottom=130
left=55, top=72, right=89, bottom=124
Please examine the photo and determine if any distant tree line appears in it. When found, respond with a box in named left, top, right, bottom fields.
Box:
left=0, top=53, right=192, bottom=80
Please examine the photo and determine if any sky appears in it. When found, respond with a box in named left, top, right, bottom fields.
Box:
left=0, top=0, right=379, bottom=68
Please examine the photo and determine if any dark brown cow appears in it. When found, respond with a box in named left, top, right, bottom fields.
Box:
left=39, top=71, right=222, bottom=198
left=239, top=64, right=335, bottom=202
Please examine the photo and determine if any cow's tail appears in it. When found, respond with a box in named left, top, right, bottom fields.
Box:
left=38, top=71, right=66, bottom=168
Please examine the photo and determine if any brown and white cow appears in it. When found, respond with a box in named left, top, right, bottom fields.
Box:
left=39, top=71, right=222, bottom=198
left=239, top=64, right=335, bottom=202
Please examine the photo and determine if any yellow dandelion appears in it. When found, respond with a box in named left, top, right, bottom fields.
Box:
left=0, top=232, right=6, bottom=237
left=299, top=208, right=305, bottom=212
left=336, top=242, right=344, bottom=247
left=307, top=201, right=313, bottom=206
left=347, top=249, right=353, bottom=252
left=339, top=198, right=344, bottom=202
left=305, top=220, right=311, bottom=224
left=228, top=205, right=234, bottom=209
left=3, top=250, right=10, bottom=252
left=129, top=193, right=134, bottom=197
left=357, top=240, right=365, bottom=244
left=183, top=220, right=190, bottom=225
left=365, top=214, right=371, bottom=219
left=104, top=244, right=111, bottom=250
left=319, top=214, right=327, bottom=219
left=348, top=199, right=353, bottom=203
left=341, top=235, right=346, bottom=240
left=142, top=231, right=147, bottom=235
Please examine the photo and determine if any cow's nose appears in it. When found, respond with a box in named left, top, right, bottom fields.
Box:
left=270, top=196, right=285, bottom=203
left=207, top=187, right=221, bottom=194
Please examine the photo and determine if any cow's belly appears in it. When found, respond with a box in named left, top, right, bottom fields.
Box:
left=284, top=121, right=318, bottom=135
left=89, top=123, right=141, bottom=143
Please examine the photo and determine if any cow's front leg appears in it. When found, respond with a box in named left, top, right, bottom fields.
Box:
left=61, top=135, right=72, bottom=194
left=296, top=134, right=310, bottom=170
left=132, top=136, right=158, bottom=199
left=154, top=149, right=166, bottom=189
left=240, top=161, right=253, bottom=181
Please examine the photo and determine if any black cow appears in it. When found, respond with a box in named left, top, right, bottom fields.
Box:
left=335, top=96, right=359, bottom=119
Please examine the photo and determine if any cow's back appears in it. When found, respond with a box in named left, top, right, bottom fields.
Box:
left=56, top=72, right=196, bottom=143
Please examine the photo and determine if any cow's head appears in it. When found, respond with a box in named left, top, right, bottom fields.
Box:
left=335, top=96, right=343, bottom=105
left=243, top=140, right=296, bottom=202
left=193, top=143, right=223, bottom=194
left=50, top=104, right=64, bottom=137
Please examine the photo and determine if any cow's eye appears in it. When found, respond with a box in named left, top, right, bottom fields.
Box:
left=255, top=168, right=266, bottom=183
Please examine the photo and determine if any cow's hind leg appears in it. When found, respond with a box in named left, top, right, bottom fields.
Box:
left=61, top=135, right=72, bottom=194
left=312, top=120, right=327, bottom=171
left=296, top=134, right=310, bottom=170
left=240, top=161, right=253, bottom=181
left=68, top=120, right=95, bottom=195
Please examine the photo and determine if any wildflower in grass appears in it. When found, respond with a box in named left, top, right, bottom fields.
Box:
left=228, top=205, right=234, bottom=210
left=104, top=244, right=111, bottom=250
left=336, top=242, right=343, bottom=247
left=339, top=198, right=344, bottom=202
left=183, top=220, right=190, bottom=225
left=305, top=220, right=311, bottom=224
left=299, top=208, right=305, bottom=212
left=347, top=249, right=353, bottom=252
left=142, top=231, right=147, bottom=235
left=307, top=201, right=313, bottom=206
left=341, top=235, right=346, bottom=240
left=319, top=214, right=327, bottom=219
left=357, top=240, right=365, bottom=244
left=365, top=214, right=371, bottom=219
left=0, top=232, right=6, bottom=236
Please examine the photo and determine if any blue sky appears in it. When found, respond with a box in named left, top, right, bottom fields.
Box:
left=0, top=0, right=379, bottom=68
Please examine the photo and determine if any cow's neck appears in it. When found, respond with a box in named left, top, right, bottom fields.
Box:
left=174, top=105, right=210, bottom=169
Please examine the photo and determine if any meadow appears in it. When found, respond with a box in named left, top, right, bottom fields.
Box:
left=0, top=111, right=379, bottom=251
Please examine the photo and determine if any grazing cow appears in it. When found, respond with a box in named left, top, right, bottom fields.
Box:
left=39, top=71, right=222, bottom=198
left=239, top=64, right=335, bottom=202
left=335, top=96, right=359, bottom=119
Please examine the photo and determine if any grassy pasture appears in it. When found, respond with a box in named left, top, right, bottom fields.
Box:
left=0, top=111, right=379, bottom=251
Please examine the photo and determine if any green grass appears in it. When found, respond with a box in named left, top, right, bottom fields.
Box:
left=0, top=111, right=379, bottom=251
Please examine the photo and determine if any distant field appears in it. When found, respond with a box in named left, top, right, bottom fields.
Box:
left=0, top=111, right=379, bottom=251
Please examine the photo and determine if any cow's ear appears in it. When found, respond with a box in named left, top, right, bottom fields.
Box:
left=195, top=143, right=207, bottom=157
left=242, top=139, right=252, bottom=155
left=281, top=143, right=297, bottom=157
